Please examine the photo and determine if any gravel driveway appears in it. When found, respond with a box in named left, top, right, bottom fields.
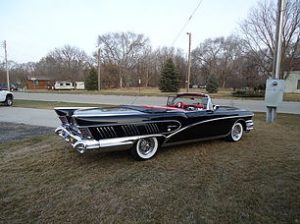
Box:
left=0, top=122, right=53, bottom=144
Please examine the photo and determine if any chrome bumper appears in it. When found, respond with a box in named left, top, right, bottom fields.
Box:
left=55, top=126, right=162, bottom=154
left=246, top=120, right=254, bottom=131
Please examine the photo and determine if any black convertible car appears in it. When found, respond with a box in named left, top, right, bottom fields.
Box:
left=55, top=93, right=254, bottom=160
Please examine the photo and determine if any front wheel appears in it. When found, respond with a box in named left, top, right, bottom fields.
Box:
left=4, top=96, right=13, bottom=106
left=131, top=137, right=159, bottom=160
left=227, top=122, right=243, bottom=142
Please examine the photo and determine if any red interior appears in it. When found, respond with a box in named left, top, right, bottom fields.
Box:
left=144, top=103, right=205, bottom=111
left=143, top=105, right=185, bottom=111
left=168, top=102, right=205, bottom=110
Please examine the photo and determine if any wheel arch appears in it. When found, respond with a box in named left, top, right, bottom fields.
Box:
left=235, top=118, right=247, bottom=131
left=6, top=93, right=13, bottom=100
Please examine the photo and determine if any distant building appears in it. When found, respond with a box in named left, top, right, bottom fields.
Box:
left=54, top=81, right=75, bottom=90
left=284, top=58, right=300, bottom=93
left=285, top=72, right=300, bottom=93
left=75, top=81, right=85, bottom=90
left=26, top=77, right=51, bottom=90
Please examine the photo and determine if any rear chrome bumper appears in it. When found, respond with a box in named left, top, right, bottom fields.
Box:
left=55, top=126, right=162, bottom=154
left=246, top=120, right=254, bottom=131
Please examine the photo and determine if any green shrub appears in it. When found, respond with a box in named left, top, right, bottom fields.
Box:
left=232, top=89, right=265, bottom=97
left=159, top=58, right=180, bottom=92
left=206, top=75, right=219, bottom=93
left=85, top=68, right=98, bottom=90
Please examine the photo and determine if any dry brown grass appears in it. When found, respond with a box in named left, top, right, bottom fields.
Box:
left=284, top=92, right=300, bottom=102
left=14, top=99, right=109, bottom=110
left=1, top=113, right=300, bottom=223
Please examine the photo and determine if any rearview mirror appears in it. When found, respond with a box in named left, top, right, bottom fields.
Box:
left=213, top=104, right=219, bottom=110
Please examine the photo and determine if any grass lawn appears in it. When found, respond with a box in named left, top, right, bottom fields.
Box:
left=13, top=99, right=109, bottom=110
left=1, top=113, right=299, bottom=223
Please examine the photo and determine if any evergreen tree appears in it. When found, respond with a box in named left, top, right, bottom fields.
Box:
left=206, top=75, right=219, bottom=93
left=85, top=68, right=98, bottom=90
left=159, top=58, right=180, bottom=92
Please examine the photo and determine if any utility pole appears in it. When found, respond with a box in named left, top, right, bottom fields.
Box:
left=275, top=0, right=285, bottom=79
left=186, top=32, right=191, bottom=93
left=3, top=40, right=10, bottom=91
left=97, top=47, right=101, bottom=92
left=266, top=0, right=285, bottom=123
left=271, top=0, right=281, bottom=76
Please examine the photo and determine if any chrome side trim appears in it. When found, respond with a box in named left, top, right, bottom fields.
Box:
left=55, top=125, right=164, bottom=154
left=166, top=115, right=252, bottom=139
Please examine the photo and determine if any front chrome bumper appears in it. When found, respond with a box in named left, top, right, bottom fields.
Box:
left=55, top=126, right=162, bottom=154
left=246, top=120, right=254, bottom=131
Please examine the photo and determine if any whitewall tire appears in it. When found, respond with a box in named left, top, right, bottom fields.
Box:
left=131, top=137, right=159, bottom=160
left=228, top=122, right=243, bottom=142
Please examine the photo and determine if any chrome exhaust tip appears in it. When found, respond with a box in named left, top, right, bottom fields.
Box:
left=74, top=142, right=87, bottom=154
left=55, top=127, right=64, bottom=137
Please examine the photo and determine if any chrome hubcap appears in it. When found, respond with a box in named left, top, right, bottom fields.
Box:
left=232, top=124, right=242, bottom=140
left=139, top=138, right=155, bottom=155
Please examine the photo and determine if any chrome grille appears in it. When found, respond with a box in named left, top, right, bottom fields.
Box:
left=145, top=123, right=159, bottom=134
left=96, top=126, right=117, bottom=139
left=122, top=125, right=140, bottom=136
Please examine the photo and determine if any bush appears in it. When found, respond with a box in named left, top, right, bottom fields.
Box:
left=232, top=89, right=265, bottom=97
left=206, top=75, right=219, bottom=93
left=85, top=68, right=98, bottom=90
left=159, top=58, right=180, bottom=92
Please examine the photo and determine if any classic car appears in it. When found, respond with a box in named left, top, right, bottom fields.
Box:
left=55, top=93, right=254, bottom=160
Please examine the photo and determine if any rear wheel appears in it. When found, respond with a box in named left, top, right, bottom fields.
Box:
left=131, top=137, right=159, bottom=160
left=227, top=122, right=243, bottom=142
left=4, top=95, right=13, bottom=106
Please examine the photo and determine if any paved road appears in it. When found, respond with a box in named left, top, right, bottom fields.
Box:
left=0, top=107, right=59, bottom=128
left=14, top=92, right=300, bottom=114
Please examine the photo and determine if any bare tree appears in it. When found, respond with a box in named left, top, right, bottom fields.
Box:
left=35, top=45, right=91, bottom=81
left=97, top=32, right=150, bottom=87
left=239, top=0, right=300, bottom=78
left=192, top=36, right=245, bottom=88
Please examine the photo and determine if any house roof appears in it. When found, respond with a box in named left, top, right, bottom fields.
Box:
left=27, top=77, right=50, bottom=81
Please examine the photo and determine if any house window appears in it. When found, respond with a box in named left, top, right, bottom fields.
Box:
left=298, top=80, right=300, bottom=90
left=34, top=80, right=39, bottom=85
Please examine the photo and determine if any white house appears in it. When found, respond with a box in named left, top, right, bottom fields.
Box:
left=75, top=81, right=85, bottom=90
left=285, top=71, right=300, bottom=93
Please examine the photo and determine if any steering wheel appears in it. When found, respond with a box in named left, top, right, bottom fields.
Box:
left=186, top=106, right=197, bottom=111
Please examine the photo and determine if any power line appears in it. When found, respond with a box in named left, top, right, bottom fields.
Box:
left=171, top=0, right=204, bottom=46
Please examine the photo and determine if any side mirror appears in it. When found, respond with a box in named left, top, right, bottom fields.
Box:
left=213, top=104, right=219, bottom=110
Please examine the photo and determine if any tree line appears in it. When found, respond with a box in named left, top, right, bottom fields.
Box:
left=0, top=0, right=299, bottom=91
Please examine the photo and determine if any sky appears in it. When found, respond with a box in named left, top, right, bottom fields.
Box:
left=0, top=0, right=258, bottom=63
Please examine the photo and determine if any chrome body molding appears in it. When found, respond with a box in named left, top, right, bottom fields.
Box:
left=55, top=125, right=164, bottom=154
left=166, top=115, right=252, bottom=140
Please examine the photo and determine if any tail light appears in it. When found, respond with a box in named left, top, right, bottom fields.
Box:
left=59, top=116, right=69, bottom=124
left=78, top=128, right=93, bottom=139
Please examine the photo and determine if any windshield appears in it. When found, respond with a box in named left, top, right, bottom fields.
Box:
left=167, top=95, right=210, bottom=110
